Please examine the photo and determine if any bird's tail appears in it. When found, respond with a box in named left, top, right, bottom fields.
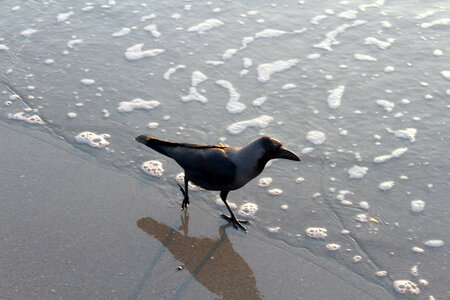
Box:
left=135, top=135, right=179, bottom=157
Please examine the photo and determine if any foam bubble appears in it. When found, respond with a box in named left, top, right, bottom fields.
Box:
left=376, top=99, right=395, bottom=112
left=352, top=255, right=362, bottom=263
left=268, top=188, right=283, bottom=196
left=205, top=60, right=224, bottom=66
left=75, top=132, right=110, bottom=149
left=411, top=200, right=425, bottom=213
left=375, top=270, right=387, bottom=277
left=102, top=109, right=110, bottom=118
left=254, top=29, right=287, bottom=38
left=415, top=10, right=436, bottom=20
left=9, top=94, right=20, bottom=101
left=307, top=53, right=321, bottom=60
left=112, top=28, right=131, bottom=37
left=258, top=177, right=272, bottom=187
left=192, top=71, right=208, bottom=87
left=374, top=147, right=408, bottom=163
left=141, top=160, right=164, bottom=177
left=348, top=165, right=368, bottom=179
left=338, top=10, right=357, bottom=19
left=187, top=19, right=224, bottom=34
left=67, top=112, right=77, bottom=118
left=302, top=147, right=314, bottom=154
left=384, top=66, right=395, bottom=73
left=412, top=246, right=424, bottom=254
left=163, top=65, right=185, bottom=80
left=364, top=37, right=393, bottom=49
left=243, top=58, right=253, bottom=68
left=381, top=21, right=392, bottom=28
left=216, top=80, right=246, bottom=114
left=282, top=83, right=297, bottom=90
left=8, top=112, right=45, bottom=125
left=125, top=44, right=164, bottom=61
left=257, top=59, right=299, bottom=83
left=175, top=173, right=203, bottom=191
left=355, top=214, right=368, bottom=223
left=327, top=85, right=345, bottom=109
left=181, top=87, right=208, bottom=103
left=441, top=71, right=450, bottom=81
left=117, top=98, right=160, bottom=112
left=21, top=28, right=38, bottom=37
left=379, top=181, right=394, bottom=190
left=420, top=18, right=450, bottom=29
left=280, top=204, right=288, bottom=210
left=326, top=243, right=341, bottom=251
left=226, top=115, right=273, bottom=135
left=411, top=265, right=419, bottom=277
left=424, top=240, right=444, bottom=247
left=389, top=128, right=417, bottom=142
left=359, top=201, right=370, bottom=210
left=310, top=15, right=327, bottom=25
left=222, top=48, right=238, bottom=60
left=417, top=280, right=429, bottom=288
left=81, top=78, right=95, bottom=86
left=393, top=280, right=420, bottom=295
left=81, top=6, right=94, bottom=12
left=238, top=203, right=258, bottom=219
left=66, top=38, right=83, bottom=49
left=359, top=1, right=385, bottom=11
left=240, top=36, right=255, bottom=49
left=57, top=11, right=73, bottom=22
left=296, top=177, right=305, bottom=183
left=306, top=130, right=326, bottom=145
left=239, top=70, right=248, bottom=78
left=141, top=14, right=156, bottom=22
left=314, top=20, right=366, bottom=51
left=354, top=53, right=377, bottom=61
left=433, top=49, right=443, bottom=56
left=147, top=122, right=158, bottom=129
left=267, top=226, right=280, bottom=233
left=305, top=227, right=327, bottom=239
left=0, top=44, right=9, bottom=51
left=144, top=24, right=161, bottom=37
left=252, top=96, right=267, bottom=107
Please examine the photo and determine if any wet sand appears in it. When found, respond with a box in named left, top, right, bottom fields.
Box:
left=0, top=123, right=394, bottom=299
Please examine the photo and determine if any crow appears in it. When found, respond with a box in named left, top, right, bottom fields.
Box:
left=135, top=135, right=300, bottom=232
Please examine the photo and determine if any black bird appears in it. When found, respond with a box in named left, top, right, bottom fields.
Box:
left=135, top=135, right=300, bottom=232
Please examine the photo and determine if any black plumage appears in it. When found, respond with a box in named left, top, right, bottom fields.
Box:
left=136, top=135, right=300, bottom=232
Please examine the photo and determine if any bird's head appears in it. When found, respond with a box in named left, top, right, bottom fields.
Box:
left=255, top=136, right=300, bottom=162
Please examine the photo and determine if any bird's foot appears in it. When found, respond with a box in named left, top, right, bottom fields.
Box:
left=221, top=214, right=250, bottom=233
left=178, top=183, right=190, bottom=210
left=181, top=197, right=190, bottom=210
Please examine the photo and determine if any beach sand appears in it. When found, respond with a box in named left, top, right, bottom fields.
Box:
left=0, top=124, right=394, bottom=299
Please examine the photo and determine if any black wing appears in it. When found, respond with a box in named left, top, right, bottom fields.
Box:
left=136, top=135, right=237, bottom=188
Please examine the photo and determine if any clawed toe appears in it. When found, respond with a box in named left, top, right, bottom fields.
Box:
left=221, top=214, right=249, bottom=232
left=178, top=183, right=190, bottom=210
left=181, top=197, right=189, bottom=210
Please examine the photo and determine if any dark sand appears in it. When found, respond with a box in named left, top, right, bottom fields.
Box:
left=0, top=124, right=394, bottom=299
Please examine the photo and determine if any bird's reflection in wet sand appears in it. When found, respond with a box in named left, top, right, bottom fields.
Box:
left=137, top=212, right=262, bottom=299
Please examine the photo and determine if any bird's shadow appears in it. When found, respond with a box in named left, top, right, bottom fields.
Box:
left=135, top=211, right=262, bottom=300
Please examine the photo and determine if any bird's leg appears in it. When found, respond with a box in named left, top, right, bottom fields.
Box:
left=178, top=176, right=190, bottom=210
left=219, top=191, right=249, bottom=233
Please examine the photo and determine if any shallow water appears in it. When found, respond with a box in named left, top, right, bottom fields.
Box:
left=1, top=0, right=449, bottom=298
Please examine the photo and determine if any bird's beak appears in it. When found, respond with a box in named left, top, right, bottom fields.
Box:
left=135, top=135, right=149, bottom=144
left=274, top=146, right=300, bottom=161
